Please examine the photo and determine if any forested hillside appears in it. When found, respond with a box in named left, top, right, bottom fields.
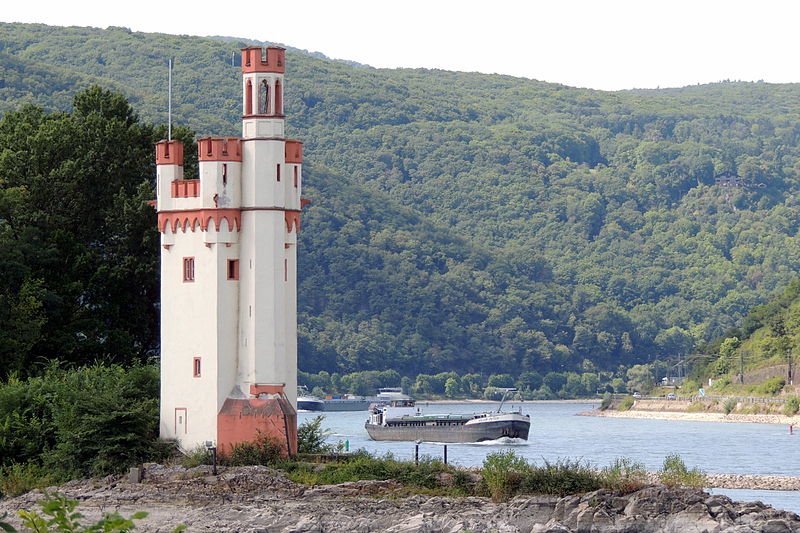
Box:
left=1, top=22, right=799, bottom=380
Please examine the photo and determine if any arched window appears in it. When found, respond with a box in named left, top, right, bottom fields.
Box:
left=275, top=79, right=282, bottom=115
left=245, top=80, right=253, bottom=115
left=259, top=80, right=271, bottom=114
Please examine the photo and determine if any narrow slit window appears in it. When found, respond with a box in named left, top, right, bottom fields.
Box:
left=276, top=163, right=281, bottom=182
left=183, top=257, right=195, bottom=282
left=227, top=259, right=239, bottom=280
left=284, top=258, right=288, bottom=281
left=245, top=80, right=253, bottom=115
left=193, top=357, right=201, bottom=378
left=222, top=163, right=228, bottom=186
left=259, top=80, right=270, bottom=114
left=275, top=79, right=282, bottom=114
left=293, top=166, right=298, bottom=188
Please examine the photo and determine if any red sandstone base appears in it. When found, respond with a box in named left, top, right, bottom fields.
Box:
left=217, top=384, right=297, bottom=457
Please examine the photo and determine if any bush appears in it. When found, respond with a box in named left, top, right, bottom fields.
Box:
left=297, top=415, right=332, bottom=454
left=602, top=457, right=647, bottom=493
left=286, top=451, right=454, bottom=491
left=519, top=458, right=603, bottom=497
left=618, top=396, right=635, bottom=411
left=223, top=432, right=284, bottom=466
left=659, top=454, right=705, bottom=488
left=756, top=377, right=785, bottom=396
left=180, top=446, right=212, bottom=468
left=0, top=364, right=168, bottom=480
left=722, top=397, right=738, bottom=415
left=784, top=396, right=800, bottom=416
left=481, top=450, right=530, bottom=502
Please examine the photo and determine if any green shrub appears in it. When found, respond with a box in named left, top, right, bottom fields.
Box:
left=784, top=396, right=800, bottom=416
left=481, top=450, right=530, bottom=502
left=601, top=457, right=648, bottom=493
left=756, top=377, right=785, bottom=396
left=223, top=432, right=284, bottom=466
left=297, top=415, right=332, bottom=454
left=722, top=397, right=738, bottom=415
left=686, top=401, right=706, bottom=413
left=519, top=458, right=603, bottom=497
left=0, top=462, right=58, bottom=498
left=618, top=396, right=635, bottom=411
left=1, top=512, right=15, bottom=533
left=659, top=454, right=705, bottom=488
left=0, top=364, right=169, bottom=479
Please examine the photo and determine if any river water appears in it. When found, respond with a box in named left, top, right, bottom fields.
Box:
left=298, top=401, right=800, bottom=514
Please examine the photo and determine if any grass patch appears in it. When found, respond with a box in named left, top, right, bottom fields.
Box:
left=722, top=397, right=738, bottom=415
left=618, top=396, right=635, bottom=411
left=0, top=463, right=60, bottom=498
left=686, top=401, right=707, bottom=413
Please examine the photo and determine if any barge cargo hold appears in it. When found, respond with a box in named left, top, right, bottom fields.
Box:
left=365, top=399, right=530, bottom=443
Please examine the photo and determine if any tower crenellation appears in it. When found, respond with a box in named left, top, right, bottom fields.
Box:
left=157, top=47, right=303, bottom=456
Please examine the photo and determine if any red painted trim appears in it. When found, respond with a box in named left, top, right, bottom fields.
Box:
left=175, top=407, right=188, bottom=434
left=241, top=114, right=286, bottom=120
left=158, top=208, right=242, bottom=233
left=301, top=198, right=311, bottom=208
left=198, top=137, right=242, bottom=162
left=245, top=80, right=253, bottom=115
left=193, top=357, right=201, bottom=378
left=156, top=140, right=184, bottom=166
left=241, top=46, right=285, bottom=74
left=284, top=211, right=301, bottom=233
left=171, top=180, right=200, bottom=198
left=250, top=384, right=285, bottom=396
left=285, top=140, right=303, bottom=163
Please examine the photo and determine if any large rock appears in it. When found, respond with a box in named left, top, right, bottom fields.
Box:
left=1, top=466, right=799, bottom=532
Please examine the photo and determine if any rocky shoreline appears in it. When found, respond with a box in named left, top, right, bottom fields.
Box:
left=2, top=465, right=800, bottom=532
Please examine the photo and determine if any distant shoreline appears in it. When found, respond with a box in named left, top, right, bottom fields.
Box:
left=579, top=407, right=800, bottom=426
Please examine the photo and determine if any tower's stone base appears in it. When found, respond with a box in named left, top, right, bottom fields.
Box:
left=217, top=385, right=297, bottom=457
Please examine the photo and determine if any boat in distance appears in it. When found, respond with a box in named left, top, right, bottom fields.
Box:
left=365, top=398, right=530, bottom=443
left=297, top=390, right=371, bottom=412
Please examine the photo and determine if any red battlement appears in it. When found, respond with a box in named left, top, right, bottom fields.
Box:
left=241, top=46, right=285, bottom=74
left=156, top=140, right=184, bottom=166
left=285, top=140, right=303, bottom=163
left=198, top=137, right=243, bottom=162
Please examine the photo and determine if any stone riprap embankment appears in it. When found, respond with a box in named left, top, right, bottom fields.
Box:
left=2, top=465, right=800, bottom=532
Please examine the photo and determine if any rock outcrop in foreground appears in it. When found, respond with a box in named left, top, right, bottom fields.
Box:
left=1, top=465, right=799, bottom=532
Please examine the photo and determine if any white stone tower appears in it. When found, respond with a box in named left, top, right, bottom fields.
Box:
left=156, top=46, right=304, bottom=455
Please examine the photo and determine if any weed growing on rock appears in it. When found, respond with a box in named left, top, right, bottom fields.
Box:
left=223, top=432, right=284, bottom=466
left=481, top=450, right=530, bottom=501
left=297, top=415, right=332, bottom=454
left=519, top=458, right=603, bottom=497
left=180, top=446, right=212, bottom=468
left=0, top=463, right=58, bottom=498
left=602, top=458, right=648, bottom=494
left=659, top=454, right=705, bottom=488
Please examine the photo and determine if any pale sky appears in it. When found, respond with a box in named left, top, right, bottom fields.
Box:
left=4, top=0, right=800, bottom=91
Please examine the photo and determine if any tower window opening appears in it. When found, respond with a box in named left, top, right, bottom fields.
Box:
left=284, top=258, right=288, bottom=281
left=193, top=357, right=201, bottom=377
left=293, top=166, right=298, bottom=188
left=275, top=79, right=282, bottom=114
left=276, top=163, right=281, bottom=182
left=227, top=259, right=239, bottom=280
left=183, top=257, right=195, bottom=282
left=222, top=163, right=228, bottom=186
left=262, top=48, right=268, bottom=63
left=259, top=80, right=271, bottom=114
left=245, top=80, right=253, bottom=115
left=207, top=141, right=213, bottom=156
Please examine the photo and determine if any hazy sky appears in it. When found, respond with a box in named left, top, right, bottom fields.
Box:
left=4, top=0, right=799, bottom=91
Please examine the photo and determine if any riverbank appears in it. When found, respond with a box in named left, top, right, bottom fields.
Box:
left=2, top=465, right=799, bottom=532
left=579, top=405, right=800, bottom=426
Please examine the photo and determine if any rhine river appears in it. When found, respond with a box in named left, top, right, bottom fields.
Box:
left=299, top=401, right=800, bottom=514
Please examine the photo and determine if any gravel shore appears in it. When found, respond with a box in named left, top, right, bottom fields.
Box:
left=579, top=407, right=800, bottom=426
